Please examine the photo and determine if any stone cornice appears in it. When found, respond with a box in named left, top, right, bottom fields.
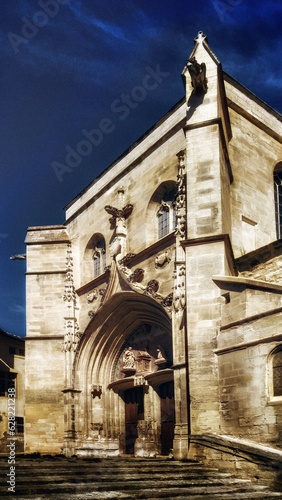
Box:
left=181, top=234, right=237, bottom=276
left=212, top=275, right=282, bottom=294
left=215, top=331, right=282, bottom=356
left=76, top=270, right=110, bottom=296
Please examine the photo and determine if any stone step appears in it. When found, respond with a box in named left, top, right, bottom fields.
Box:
left=0, top=456, right=281, bottom=499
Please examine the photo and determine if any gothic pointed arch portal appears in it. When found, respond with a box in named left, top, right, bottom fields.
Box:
left=66, top=292, right=174, bottom=458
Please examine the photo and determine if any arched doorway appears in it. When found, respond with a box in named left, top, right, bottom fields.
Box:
left=110, top=321, right=173, bottom=457
left=71, top=292, right=174, bottom=458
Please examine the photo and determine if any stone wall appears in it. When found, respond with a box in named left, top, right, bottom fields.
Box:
left=25, top=226, right=69, bottom=453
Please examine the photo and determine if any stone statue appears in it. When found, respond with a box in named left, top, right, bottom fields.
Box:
left=123, top=347, right=135, bottom=369
left=187, top=57, right=207, bottom=94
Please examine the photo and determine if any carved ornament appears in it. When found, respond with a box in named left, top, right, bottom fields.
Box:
left=175, top=151, right=186, bottom=239
left=129, top=268, right=144, bottom=283
left=105, top=204, right=133, bottom=227
left=155, top=250, right=171, bottom=268
left=187, top=56, right=208, bottom=94
left=87, top=291, right=98, bottom=303
left=63, top=244, right=80, bottom=352
left=120, top=253, right=136, bottom=267
left=123, top=347, right=136, bottom=369
left=91, top=384, right=102, bottom=398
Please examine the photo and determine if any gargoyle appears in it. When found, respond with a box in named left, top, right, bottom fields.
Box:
left=187, top=57, right=207, bottom=94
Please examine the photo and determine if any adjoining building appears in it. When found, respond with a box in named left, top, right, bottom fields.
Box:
left=24, top=32, right=282, bottom=472
left=0, top=328, right=25, bottom=452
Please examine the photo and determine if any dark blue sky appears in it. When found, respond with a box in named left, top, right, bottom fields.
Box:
left=1, top=0, right=282, bottom=337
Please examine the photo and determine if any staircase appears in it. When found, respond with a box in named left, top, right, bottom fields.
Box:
left=0, top=455, right=282, bottom=499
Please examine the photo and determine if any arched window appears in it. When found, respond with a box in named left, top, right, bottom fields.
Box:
left=93, top=239, right=106, bottom=278
left=157, top=203, right=170, bottom=239
left=273, top=349, right=282, bottom=397
left=274, top=164, right=282, bottom=239
left=268, top=346, right=282, bottom=402
left=146, top=181, right=177, bottom=246
left=157, top=189, right=176, bottom=239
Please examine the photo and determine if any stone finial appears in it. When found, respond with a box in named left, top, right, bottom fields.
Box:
left=194, top=31, right=207, bottom=43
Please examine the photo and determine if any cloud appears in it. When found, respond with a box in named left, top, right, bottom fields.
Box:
left=67, top=2, right=132, bottom=44
left=9, top=303, right=25, bottom=314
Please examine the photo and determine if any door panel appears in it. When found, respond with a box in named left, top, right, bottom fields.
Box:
left=124, top=387, right=144, bottom=454
left=160, top=382, right=175, bottom=455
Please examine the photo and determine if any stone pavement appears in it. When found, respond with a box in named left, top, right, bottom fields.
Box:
left=1, top=455, right=282, bottom=499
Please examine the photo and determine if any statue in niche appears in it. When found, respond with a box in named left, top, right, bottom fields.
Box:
left=187, top=57, right=207, bottom=94
left=155, top=348, right=167, bottom=369
left=123, top=347, right=136, bottom=369
left=157, top=348, right=166, bottom=360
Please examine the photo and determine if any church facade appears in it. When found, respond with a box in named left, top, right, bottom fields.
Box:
left=25, top=33, right=282, bottom=469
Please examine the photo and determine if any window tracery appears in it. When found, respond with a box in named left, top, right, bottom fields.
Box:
left=157, top=190, right=176, bottom=239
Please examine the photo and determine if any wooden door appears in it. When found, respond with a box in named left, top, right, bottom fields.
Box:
left=160, top=382, right=175, bottom=455
left=124, top=387, right=144, bottom=454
